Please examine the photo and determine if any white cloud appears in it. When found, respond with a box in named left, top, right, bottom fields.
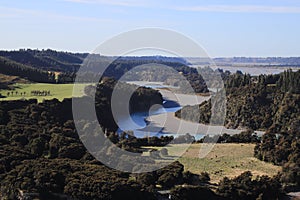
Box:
left=172, top=5, right=300, bottom=13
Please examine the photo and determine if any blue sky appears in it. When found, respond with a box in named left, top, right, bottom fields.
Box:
left=1, top=0, right=300, bottom=57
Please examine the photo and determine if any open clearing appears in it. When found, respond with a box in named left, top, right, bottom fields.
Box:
left=144, top=143, right=281, bottom=183
left=0, top=83, right=90, bottom=102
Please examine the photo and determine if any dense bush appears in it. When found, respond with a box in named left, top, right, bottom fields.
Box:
left=216, top=171, right=283, bottom=200
left=176, top=70, right=300, bottom=131
left=198, top=130, right=260, bottom=143
left=171, top=185, right=221, bottom=200
left=254, top=123, right=300, bottom=191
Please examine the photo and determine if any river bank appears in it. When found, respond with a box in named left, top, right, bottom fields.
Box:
left=121, top=82, right=264, bottom=139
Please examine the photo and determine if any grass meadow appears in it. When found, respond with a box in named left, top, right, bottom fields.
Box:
left=0, top=83, right=90, bottom=102
left=144, top=143, right=281, bottom=183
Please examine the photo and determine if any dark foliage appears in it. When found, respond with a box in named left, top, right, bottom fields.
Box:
left=0, top=97, right=161, bottom=199
left=0, top=49, right=85, bottom=72
left=0, top=57, right=56, bottom=83
left=216, top=171, right=283, bottom=200
left=171, top=185, right=222, bottom=200
left=198, top=130, right=260, bottom=144
left=0, top=49, right=209, bottom=92
left=176, top=70, right=300, bottom=131
left=254, top=123, right=300, bottom=191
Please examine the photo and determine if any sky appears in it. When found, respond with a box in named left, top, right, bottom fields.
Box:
left=1, top=0, right=300, bottom=57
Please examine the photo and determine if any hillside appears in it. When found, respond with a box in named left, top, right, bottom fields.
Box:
left=175, top=69, right=300, bottom=191
left=0, top=56, right=58, bottom=83
left=0, top=49, right=209, bottom=93
left=0, top=49, right=86, bottom=72
left=176, top=69, right=300, bottom=131
left=0, top=73, right=29, bottom=90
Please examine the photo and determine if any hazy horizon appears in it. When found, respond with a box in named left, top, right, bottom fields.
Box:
left=1, top=48, right=300, bottom=59
left=1, top=0, right=300, bottom=57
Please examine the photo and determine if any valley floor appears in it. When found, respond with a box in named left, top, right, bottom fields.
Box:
left=0, top=83, right=89, bottom=102
left=144, top=143, right=281, bottom=183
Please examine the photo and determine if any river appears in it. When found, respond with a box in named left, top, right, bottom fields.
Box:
left=117, top=82, right=262, bottom=140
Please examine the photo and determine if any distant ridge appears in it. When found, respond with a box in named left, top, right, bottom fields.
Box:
left=213, top=57, right=300, bottom=66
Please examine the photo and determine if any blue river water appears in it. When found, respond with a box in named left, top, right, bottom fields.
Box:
left=117, top=99, right=182, bottom=138
left=116, top=82, right=207, bottom=140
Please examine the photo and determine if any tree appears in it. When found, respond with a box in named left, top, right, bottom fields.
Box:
left=160, top=148, right=168, bottom=157
left=217, top=171, right=283, bottom=199
left=30, top=137, right=45, bottom=157
left=157, top=161, right=184, bottom=188
left=136, top=172, right=157, bottom=186
left=171, top=186, right=220, bottom=200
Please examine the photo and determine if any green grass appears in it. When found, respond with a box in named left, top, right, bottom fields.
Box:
left=0, top=83, right=91, bottom=102
left=143, top=143, right=281, bottom=183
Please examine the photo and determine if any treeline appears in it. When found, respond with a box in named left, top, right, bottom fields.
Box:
left=112, top=133, right=197, bottom=152
left=254, top=122, right=300, bottom=191
left=0, top=49, right=209, bottom=93
left=277, top=69, right=300, bottom=93
left=74, top=56, right=208, bottom=93
left=85, top=77, right=163, bottom=130
left=0, top=56, right=79, bottom=84
left=171, top=171, right=283, bottom=200
left=141, top=164, right=286, bottom=200
left=0, top=57, right=56, bottom=83
left=225, top=69, right=300, bottom=94
left=0, top=49, right=85, bottom=72
left=176, top=69, right=300, bottom=131
left=30, top=90, right=51, bottom=96
left=198, top=130, right=260, bottom=144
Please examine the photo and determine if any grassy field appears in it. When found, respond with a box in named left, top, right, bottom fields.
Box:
left=144, top=143, right=281, bottom=183
left=0, top=83, right=90, bottom=102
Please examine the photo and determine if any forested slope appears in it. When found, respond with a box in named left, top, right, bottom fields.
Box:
left=0, top=49, right=209, bottom=92
left=176, top=69, right=300, bottom=131
left=176, top=69, right=300, bottom=192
